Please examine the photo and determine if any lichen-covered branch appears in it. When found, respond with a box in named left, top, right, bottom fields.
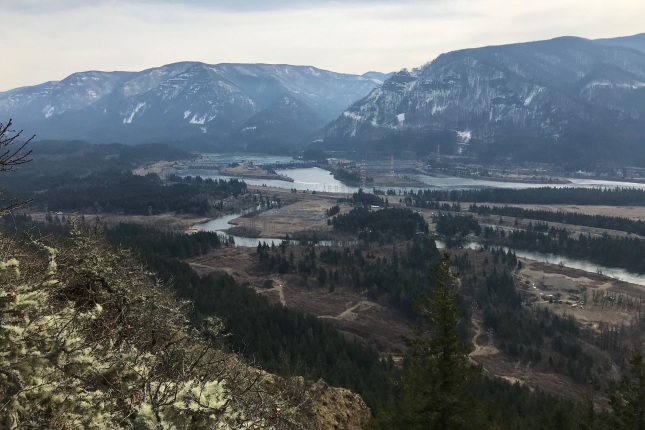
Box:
left=0, top=225, right=314, bottom=429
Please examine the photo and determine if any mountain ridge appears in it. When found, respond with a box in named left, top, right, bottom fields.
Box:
left=316, top=33, right=645, bottom=165
left=0, top=62, right=391, bottom=150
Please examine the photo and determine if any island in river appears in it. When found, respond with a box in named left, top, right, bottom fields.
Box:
left=219, top=162, right=294, bottom=182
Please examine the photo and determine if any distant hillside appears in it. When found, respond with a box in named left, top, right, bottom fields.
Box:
left=0, top=63, right=389, bottom=151
left=317, top=34, right=645, bottom=166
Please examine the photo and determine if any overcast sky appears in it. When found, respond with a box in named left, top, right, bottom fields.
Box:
left=1, top=0, right=644, bottom=91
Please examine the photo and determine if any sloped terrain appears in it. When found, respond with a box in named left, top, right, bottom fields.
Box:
left=319, top=34, right=645, bottom=165
left=0, top=226, right=370, bottom=429
left=0, top=63, right=387, bottom=150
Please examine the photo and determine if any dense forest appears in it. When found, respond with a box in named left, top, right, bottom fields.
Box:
left=257, top=235, right=441, bottom=316
left=5, top=170, right=247, bottom=216
left=330, top=207, right=428, bottom=242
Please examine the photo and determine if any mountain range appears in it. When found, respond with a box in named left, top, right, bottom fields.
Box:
left=3, top=33, right=645, bottom=165
left=318, top=33, right=645, bottom=165
left=0, top=63, right=389, bottom=151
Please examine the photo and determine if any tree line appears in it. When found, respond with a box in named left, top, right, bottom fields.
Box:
left=8, top=169, right=247, bottom=216
left=401, top=186, right=645, bottom=206
left=437, top=212, right=645, bottom=274
left=330, top=207, right=428, bottom=242
left=469, top=204, right=645, bottom=236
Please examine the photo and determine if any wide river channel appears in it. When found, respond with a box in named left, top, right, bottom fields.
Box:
left=183, top=154, right=645, bottom=194
left=189, top=154, right=645, bottom=287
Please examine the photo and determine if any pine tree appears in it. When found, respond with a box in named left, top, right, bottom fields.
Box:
left=610, top=350, right=645, bottom=430
left=373, top=252, right=483, bottom=429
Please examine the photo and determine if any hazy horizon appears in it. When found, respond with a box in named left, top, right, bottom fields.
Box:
left=2, top=0, right=644, bottom=91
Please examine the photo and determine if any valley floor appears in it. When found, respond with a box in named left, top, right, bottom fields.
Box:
left=25, top=181, right=645, bottom=405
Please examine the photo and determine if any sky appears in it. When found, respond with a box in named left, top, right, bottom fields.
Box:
left=1, top=0, right=644, bottom=91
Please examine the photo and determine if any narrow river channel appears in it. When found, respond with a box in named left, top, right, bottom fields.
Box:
left=436, top=240, right=645, bottom=287
left=185, top=155, right=645, bottom=287
left=196, top=213, right=645, bottom=287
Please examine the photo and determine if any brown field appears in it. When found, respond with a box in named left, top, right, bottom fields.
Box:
left=132, top=160, right=179, bottom=176
left=516, top=259, right=644, bottom=327
left=473, top=353, right=592, bottom=402
left=187, top=246, right=412, bottom=354
left=220, top=165, right=293, bottom=181
left=227, top=193, right=343, bottom=238
left=416, top=203, right=645, bottom=240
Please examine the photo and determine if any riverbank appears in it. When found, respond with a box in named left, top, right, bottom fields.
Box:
left=419, top=168, right=571, bottom=184
left=466, top=175, right=571, bottom=184
left=369, top=174, right=427, bottom=187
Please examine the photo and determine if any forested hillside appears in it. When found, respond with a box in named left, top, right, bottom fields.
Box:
left=2, top=121, right=645, bottom=429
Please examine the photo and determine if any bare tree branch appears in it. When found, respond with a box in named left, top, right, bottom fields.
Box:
left=0, top=119, right=33, bottom=172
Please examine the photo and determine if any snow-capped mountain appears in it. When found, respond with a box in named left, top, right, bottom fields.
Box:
left=0, top=63, right=389, bottom=150
left=319, top=34, right=645, bottom=164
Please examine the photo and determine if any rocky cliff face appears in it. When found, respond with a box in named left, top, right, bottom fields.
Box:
left=0, top=63, right=387, bottom=150
left=305, top=379, right=371, bottom=429
left=319, top=34, right=645, bottom=165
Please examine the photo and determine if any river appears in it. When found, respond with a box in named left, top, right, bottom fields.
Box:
left=182, top=154, right=645, bottom=193
left=436, top=240, right=645, bottom=287
left=195, top=212, right=356, bottom=248
left=197, top=211, right=645, bottom=287
left=187, top=154, right=645, bottom=284
left=183, top=165, right=358, bottom=193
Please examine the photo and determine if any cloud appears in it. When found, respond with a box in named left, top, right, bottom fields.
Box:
left=154, top=0, right=431, bottom=12
left=5, top=0, right=425, bottom=14
left=1, top=0, right=644, bottom=91
left=5, top=0, right=107, bottom=14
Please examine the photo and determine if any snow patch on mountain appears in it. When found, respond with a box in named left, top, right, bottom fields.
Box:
left=43, top=105, right=55, bottom=118
left=457, top=131, right=472, bottom=143
left=343, top=111, right=363, bottom=121
left=585, top=80, right=645, bottom=89
left=123, top=102, right=146, bottom=124
left=524, top=88, right=543, bottom=105
left=431, top=104, right=447, bottom=114
left=189, top=114, right=207, bottom=125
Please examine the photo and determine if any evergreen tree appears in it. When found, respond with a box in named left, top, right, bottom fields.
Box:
left=373, top=252, right=483, bottom=429
left=610, top=350, right=645, bottom=430
left=575, top=384, right=610, bottom=430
